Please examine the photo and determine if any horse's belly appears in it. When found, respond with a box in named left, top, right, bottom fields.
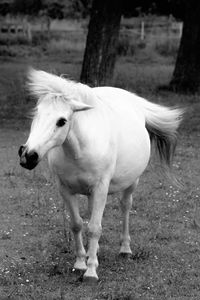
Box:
left=108, top=127, right=150, bottom=194
left=108, top=162, right=145, bottom=194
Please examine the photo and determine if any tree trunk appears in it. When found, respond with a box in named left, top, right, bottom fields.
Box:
left=170, top=0, right=200, bottom=93
left=80, top=0, right=123, bottom=86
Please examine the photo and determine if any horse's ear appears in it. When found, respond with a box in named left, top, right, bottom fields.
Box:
left=70, top=100, right=93, bottom=112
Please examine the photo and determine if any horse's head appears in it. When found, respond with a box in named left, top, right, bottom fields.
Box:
left=19, top=69, right=92, bottom=170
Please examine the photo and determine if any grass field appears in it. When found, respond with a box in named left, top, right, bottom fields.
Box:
left=0, top=18, right=200, bottom=300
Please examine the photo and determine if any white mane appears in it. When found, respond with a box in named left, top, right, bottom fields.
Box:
left=27, top=68, right=92, bottom=106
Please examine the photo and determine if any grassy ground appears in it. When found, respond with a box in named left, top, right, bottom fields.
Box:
left=0, top=21, right=200, bottom=300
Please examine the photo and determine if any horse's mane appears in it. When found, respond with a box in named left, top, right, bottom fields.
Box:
left=27, top=68, right=91, bottom=106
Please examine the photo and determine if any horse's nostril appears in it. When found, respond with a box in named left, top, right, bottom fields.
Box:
left=18, top=145, right=25, bottom=157
left=20, top=149, right=39, bottom=170
left=28, top=151, right=38, bottom=161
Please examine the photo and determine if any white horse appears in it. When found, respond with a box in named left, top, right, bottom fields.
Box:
left=18, top=69, right=183, bottom=282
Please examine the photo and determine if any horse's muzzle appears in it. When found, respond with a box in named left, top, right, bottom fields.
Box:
left=18, top=145, right=39, bottom=170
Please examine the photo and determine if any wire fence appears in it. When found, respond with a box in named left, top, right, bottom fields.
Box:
left=0, top=17, right=183, bottom=44
left=120, top=20, right=183, bottom=41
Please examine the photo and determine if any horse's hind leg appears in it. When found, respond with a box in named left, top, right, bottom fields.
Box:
left=58, top=182, right=87, bottom=271
left=119, top=179, right=139, bottom=255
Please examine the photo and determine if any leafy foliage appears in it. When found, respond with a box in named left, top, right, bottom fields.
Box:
left=12, top=0, right=43, bottom=15
left=0, top=0, right=185, bottom=19
left=0, top=0, right=92, bottom=18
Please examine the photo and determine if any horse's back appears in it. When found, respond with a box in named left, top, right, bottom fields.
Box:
left=93, top=87, right=145, bottom=119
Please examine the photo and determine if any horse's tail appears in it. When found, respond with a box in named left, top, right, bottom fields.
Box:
left=142, top=99, right=184, bottom=187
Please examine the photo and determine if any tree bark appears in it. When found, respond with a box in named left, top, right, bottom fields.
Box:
left=80, top=0, right=123, bottom=86
left=170, top=0, right=200, bottom=93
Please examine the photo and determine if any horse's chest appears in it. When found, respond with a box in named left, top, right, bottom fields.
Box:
left=60, top=165, right=94, bottom=195
left=48, top=150, right=97, bottom=195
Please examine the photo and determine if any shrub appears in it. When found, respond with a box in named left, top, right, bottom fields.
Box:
left=0, top=35, right=29, bottom=46
left=155, top=38, right=179, bottom=58
left=117, top=35, right=136, bottom=56
left=46, top=37, right=85, bottom=54
left=0, top=46, right=17, bottom=56
left=137, top=40, right=146, bottom=49
left=31, top=31, right=50, bottom=46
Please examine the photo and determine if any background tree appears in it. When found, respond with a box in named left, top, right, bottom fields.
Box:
left=80, top=0, right=184, bottom=86
left=170, top=0, right=200, bottom=92
left=80, top=0, right=123, bottom=86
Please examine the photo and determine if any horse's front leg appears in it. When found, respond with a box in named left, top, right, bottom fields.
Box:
left=58, top=181, right=87, bottom=271
left=84, top=180, right=109, bottom=282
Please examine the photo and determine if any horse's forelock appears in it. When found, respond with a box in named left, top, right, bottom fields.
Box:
left=27, top=69, right=78, bottom=103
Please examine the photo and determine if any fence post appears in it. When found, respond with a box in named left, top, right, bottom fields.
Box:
left=179, top=22, right=183, bottom=38
left=141, top=21, right=145, bottom=40
left=27, top=22, right=32, bottom=42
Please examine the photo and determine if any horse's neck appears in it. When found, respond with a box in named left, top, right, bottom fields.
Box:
left=81, top=86, right=100, bottom=108
left=63, top=124, right=82, bottom=160
left=62, top=86, right=107, bottom=159
left=62, top=110, right=94, bottom=160
left=63, top=107, right=106, bottom=161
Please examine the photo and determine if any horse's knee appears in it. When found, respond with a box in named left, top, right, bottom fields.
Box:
left=87, top=223, right=102, bottom=239
left=71, top=218, right=83, bottom=234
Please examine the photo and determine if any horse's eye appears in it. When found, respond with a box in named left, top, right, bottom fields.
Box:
left=56, top=118, right=67, bottom=127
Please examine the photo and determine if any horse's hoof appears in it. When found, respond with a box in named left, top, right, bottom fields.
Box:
left=119, top=252, right=132, bottom=259
left=73, top=260, right=87, bottom=271
left=71, top=268, right=85, bottom=276
left=83, top=275, right=99, bottom=284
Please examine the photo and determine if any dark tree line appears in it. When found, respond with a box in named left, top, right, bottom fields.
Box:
left=0, top=0, right=185, bottom=19
left=0, top=0, right=92, bottom=18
